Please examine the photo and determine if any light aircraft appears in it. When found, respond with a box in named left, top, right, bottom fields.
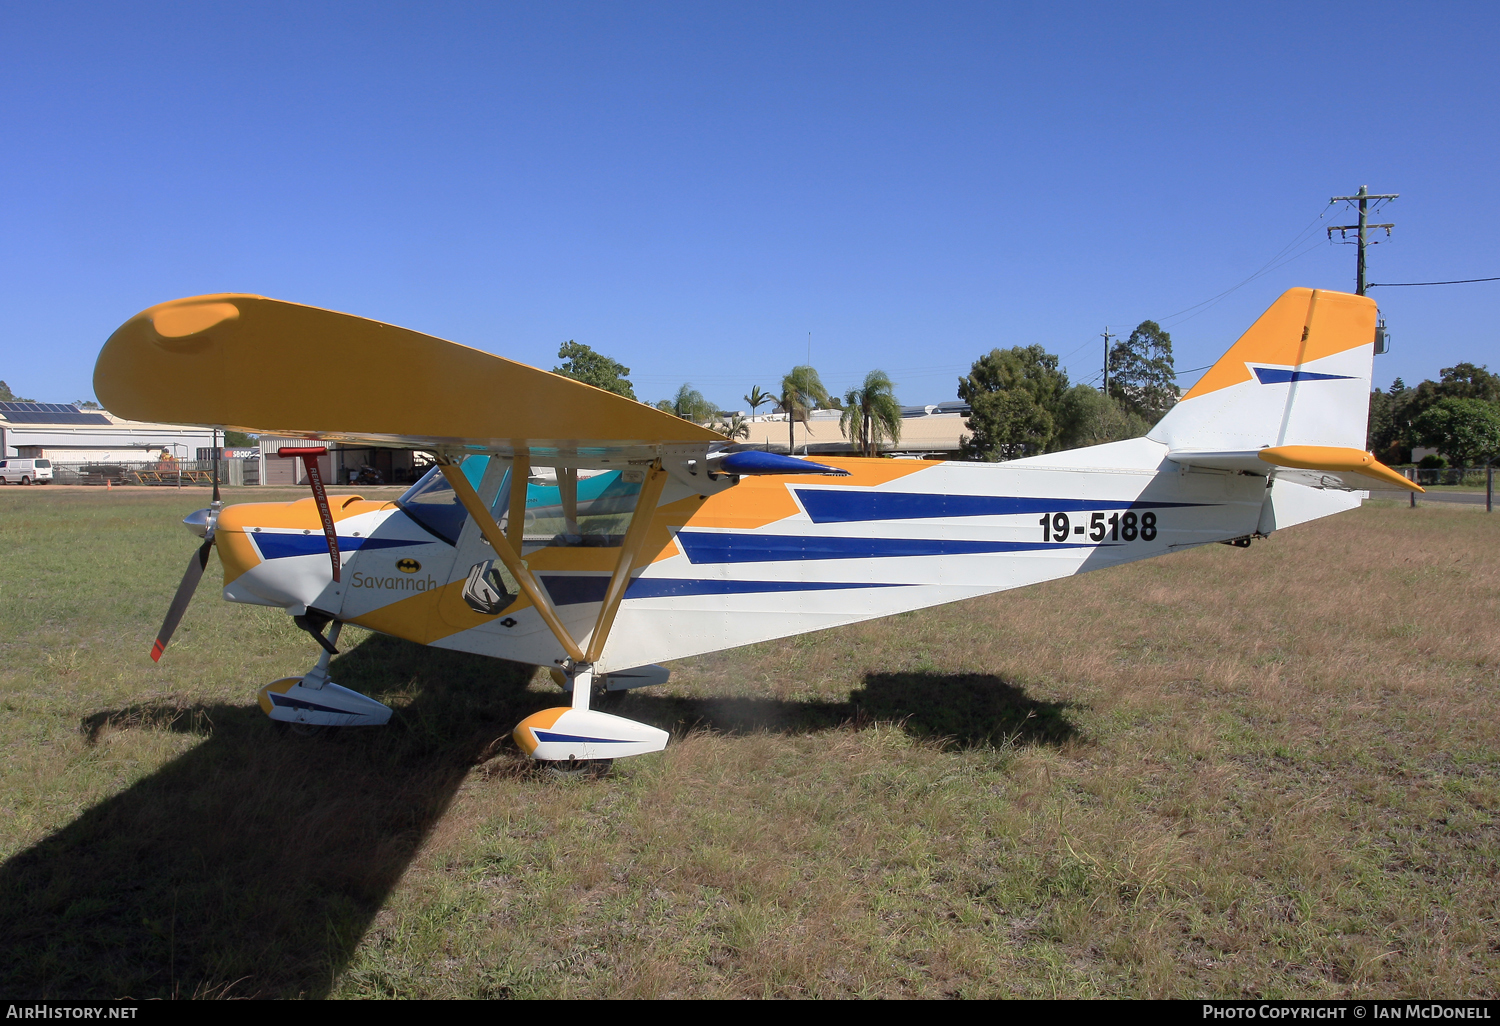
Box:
left=94, top=287, right=1418, bottom=774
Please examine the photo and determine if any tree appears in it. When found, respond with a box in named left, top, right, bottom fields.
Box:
left=840, top=370, right=902, bottom=457
left=1432, top=363, right=1500, bottom=403
left=74, top=399, right=101, bottom=409
left=1055, top=385, right=1151, bottom=449
left=713, top=412, right=750, bottom=440
left=743, top=385, right=773, bottom=419
left=1370, top=366, right=1500, bottom=462
left=0, top=381, right=33, bottom=402
left=780, top=365, right=829, bottom=454
left=957, top=345, right=1070, bottom=461
left=665, top=383, right=716, bottom=424
left=552, top=341, right=636, bottom=400
left=1108, top=320, right=1177, bottom=422
left=224, top=430, right=256, bottom=448
left=1413, top=397, right=1500, bottom=467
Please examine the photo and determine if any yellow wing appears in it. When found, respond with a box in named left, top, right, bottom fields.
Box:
left=94, top=294, right=722, bottom=459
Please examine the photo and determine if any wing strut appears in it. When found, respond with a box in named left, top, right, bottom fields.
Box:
left=439, top=458, right=586, bottom=662
left=584, top=462, right=667, bottom=664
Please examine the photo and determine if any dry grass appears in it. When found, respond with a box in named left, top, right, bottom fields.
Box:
left=0, top=489, right=1496, bottom=998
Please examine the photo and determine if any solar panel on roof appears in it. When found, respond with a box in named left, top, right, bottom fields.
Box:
left=0, top=401, right=84, bottom=414
left=1, top=411, right=112, bottom=424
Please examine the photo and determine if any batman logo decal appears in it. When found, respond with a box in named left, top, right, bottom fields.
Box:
left=396, top=558, right=421, bottom=574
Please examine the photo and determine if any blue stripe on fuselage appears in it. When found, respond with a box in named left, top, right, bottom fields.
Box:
left=538, top=574, right=909, bottom=607
left=675, top=532, right=1102, bottom=564
left=792, top=490, right=1206, bottom=524
left=251, top=533, right=423, bottom=560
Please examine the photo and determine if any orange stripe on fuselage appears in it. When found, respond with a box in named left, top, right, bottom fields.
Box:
left=686, top=456, right=932, bottom=531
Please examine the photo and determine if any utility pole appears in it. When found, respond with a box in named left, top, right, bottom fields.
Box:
left=1100, top=327, right=1115, bottom=395
left=1328, top=185, right=1397, bottom=295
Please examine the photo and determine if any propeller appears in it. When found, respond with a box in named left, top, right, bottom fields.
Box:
left=150, top=439, right=345, bottom=662
left=149, top=431, right=224, bottom=662
left=151, top=529, right=215, bottom=661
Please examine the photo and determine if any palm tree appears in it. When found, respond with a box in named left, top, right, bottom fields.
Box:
left=840, top=370, right=902, bottom=457
left=668, top=383, right=715, bottom=424
left=743, top=385, right=772, bottom=421
left=713, top=412, right=750, bottom=440
left=779, top=365, right=829, bottom=454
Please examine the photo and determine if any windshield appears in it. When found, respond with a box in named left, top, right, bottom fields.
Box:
left=396, top=456, right=490, bottom=545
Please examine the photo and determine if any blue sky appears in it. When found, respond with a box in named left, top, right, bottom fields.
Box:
left=2, top=2, right=1495, bottom=412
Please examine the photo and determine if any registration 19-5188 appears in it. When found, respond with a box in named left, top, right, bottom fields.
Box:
left=1039, top=511, right=1157, bottom=543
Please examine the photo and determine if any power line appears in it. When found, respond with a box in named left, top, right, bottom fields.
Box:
left=1368, top=276, right=1500, bottom=288
left=1156, top=202, right=1335, bottom=328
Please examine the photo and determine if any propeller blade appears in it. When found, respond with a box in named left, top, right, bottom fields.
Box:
left=151, top=536, right=213, bottom=662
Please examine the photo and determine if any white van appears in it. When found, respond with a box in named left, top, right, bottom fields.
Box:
left=0, top=459, right=53, bottom=485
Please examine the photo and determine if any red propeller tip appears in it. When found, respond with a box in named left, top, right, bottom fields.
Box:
left=150, top=640, right=165, bottom=662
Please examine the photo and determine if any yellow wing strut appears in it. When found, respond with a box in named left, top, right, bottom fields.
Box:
left=585, top=464, right=667, bottom=664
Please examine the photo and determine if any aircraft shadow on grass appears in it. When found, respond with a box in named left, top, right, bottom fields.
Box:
left=0, top=634, right=1080, bottom=999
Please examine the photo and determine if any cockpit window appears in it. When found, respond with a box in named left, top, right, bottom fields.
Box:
left=522, top=469, right=643, bottom=548
left=397, top=459, right=646, bottom=549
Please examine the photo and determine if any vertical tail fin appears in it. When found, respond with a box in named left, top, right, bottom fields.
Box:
left=1148, top=288, right=1378, bottom=454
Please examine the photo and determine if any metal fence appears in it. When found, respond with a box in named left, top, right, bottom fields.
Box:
left=1408, top=466, right=1494, bottom=488
left=47, top=460, right=260, bottom=487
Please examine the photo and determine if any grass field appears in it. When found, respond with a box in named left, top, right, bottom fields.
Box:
left=0, top=487, right=1496, bottom=999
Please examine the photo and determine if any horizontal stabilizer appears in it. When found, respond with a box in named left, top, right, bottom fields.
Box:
left=1166, top=445, right=1420, bottom=491
left=1258, top=445, right=1420, bottom=491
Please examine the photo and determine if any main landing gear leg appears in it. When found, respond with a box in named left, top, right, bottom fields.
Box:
left=257, top=620, right=393, bottom=733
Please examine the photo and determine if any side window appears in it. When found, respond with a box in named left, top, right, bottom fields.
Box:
left=523, top=468, right=643, bottom=548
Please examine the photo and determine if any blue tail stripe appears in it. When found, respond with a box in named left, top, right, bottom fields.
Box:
left=1252, top=367, right=1355, bottom=384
